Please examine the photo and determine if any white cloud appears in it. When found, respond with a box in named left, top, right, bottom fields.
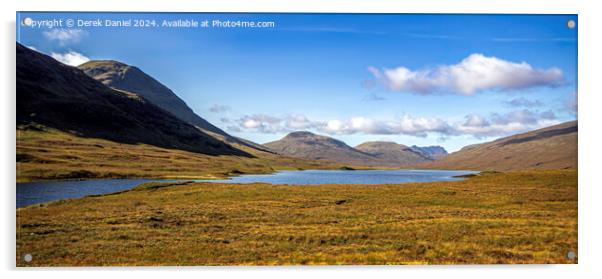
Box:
left=237, top=114, right=283, bottom=133
left=50, top=51, right=90, bottom=66
left=463, top=114, right=490, bottom=128
left=455, top=110, right=559, bottom=138
left=369, top=54, right=564, bottom=95
left=285, top=115, right=314, bottom=130
left=317, top=116, right=452, bottom=137
left=43, top=29, right=87, bottom=46
left=231, top=110, right=558, bottom=140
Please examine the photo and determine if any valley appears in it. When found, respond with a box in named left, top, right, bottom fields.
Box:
left=15, top=42, right=578, bottom=266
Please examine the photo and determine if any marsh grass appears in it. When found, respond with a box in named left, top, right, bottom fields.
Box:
left=16, top=170, right=577, bottom=266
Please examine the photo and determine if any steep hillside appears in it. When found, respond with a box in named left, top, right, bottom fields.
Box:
left=421, top=121, right=577, bottom=171
left=78, top=60, right=226, bottom=135
left=410, top=145, right=448, bottom=160
left=16, top=43, right=249, bottom=157
left=355, top=141, right=432, bottom=166
left=78, top=60, right=273, bottom=154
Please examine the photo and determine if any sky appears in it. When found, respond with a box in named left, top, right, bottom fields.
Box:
left=16, top=12, right=578, bottom=152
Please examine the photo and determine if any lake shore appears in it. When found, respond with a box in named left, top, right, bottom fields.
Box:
left=17, top=169, right=577, bottom=266
left=17, top=169, right=478, bottom=208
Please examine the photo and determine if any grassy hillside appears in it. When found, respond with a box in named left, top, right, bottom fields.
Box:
left=16, top=127, right=338, bottom=183
left=421, top=121, right=577, bottom=171
left=17, top=170, right=577, bottom=265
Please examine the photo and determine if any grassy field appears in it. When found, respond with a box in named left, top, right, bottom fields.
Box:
left=16, top=170, right=577, bottom=266
left=16, top=127, right=341, bottom=183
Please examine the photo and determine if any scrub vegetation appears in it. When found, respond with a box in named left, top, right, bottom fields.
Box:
left=17, top=170, right=577, bottom=266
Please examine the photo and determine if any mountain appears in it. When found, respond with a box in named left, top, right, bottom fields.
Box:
left=410, top=145, right=448, bottom=160
left=264, top=131, right=376, bottom=166
left=264, top=132, right=431, bottom=167
left=78, top=60, right=226, bottom=135
left=78, top=60, right=273, bottom=154
left=16, top=43, right=250, bottom=157
left=355, top=142, right=432, bottom=165
left=421, top=121, right=577, bottom=171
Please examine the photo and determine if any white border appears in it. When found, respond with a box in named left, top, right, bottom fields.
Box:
left=3, top=0, right=602, bottom=278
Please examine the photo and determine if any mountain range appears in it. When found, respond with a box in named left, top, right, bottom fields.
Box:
left=16, top=42, right=577, bottom=173
left=264, top=131, right=437, bottom=167
left=410, top=145, right=448, bottom=160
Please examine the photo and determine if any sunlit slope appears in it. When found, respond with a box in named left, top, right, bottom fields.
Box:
left=16, top=127, right=337, bottom=182
left=421, top=121, right=577, bottom=171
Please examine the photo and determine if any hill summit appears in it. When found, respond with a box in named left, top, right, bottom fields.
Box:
left=265, top=131, right=433, bottom=167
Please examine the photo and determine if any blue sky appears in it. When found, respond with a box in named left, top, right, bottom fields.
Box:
left=17, top=13, right=577, bottom=152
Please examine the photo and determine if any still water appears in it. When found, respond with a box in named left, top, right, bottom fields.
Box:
left=17, top=169, right=477, bottom=208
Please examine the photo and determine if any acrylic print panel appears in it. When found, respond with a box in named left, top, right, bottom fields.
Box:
left=16, top=12, right=577, bottom=266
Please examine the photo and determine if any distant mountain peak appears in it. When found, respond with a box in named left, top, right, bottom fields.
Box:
left=264, top=132, right=432, bottom=167
left=286, top=131, right=317, bottom=138
left=280, top=131, right=349, bottom=149
left=410, top=145, right=448, bottom=160
left=79, top=60, right=228, bottom=134
left=356, top=141, right=409, bottom=149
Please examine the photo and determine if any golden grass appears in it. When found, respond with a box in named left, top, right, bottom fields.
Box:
left=16, top=127, right=339, bottom=183
left=16, top=170, right=577, bottom=266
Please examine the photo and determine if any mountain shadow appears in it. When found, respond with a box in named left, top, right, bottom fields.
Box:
left=16, top=43, right=251, bottom=157
left=78, top=60, right=273, bottom=154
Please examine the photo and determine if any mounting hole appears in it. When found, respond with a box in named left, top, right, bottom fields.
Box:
left=23, top=253, right=32, bottom=262
left=567, top=20, right=576, bottom=29
left=567, top=251, right=576, bottom=260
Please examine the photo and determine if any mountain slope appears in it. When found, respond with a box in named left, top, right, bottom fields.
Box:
left=421, top=121, right=577, bottom=171
left=355, top=141, right=432, bottom=165
left=264, top=131, right=380, bottom=166
left=16, top=43, right=250, bottom=157
left=264, top=132, right=433, bottom=167
left=78, top=60, right=273, bottom=154
left=78, top=60, right=226, bottom=135
left=410, top=145, right=448, bottom=160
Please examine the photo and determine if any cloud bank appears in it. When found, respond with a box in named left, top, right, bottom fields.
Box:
left=228, top=109, right=559, bottom=139
left=50, top=51, right=90, bottom=66
left=368, top=54, right=564, bottom=95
